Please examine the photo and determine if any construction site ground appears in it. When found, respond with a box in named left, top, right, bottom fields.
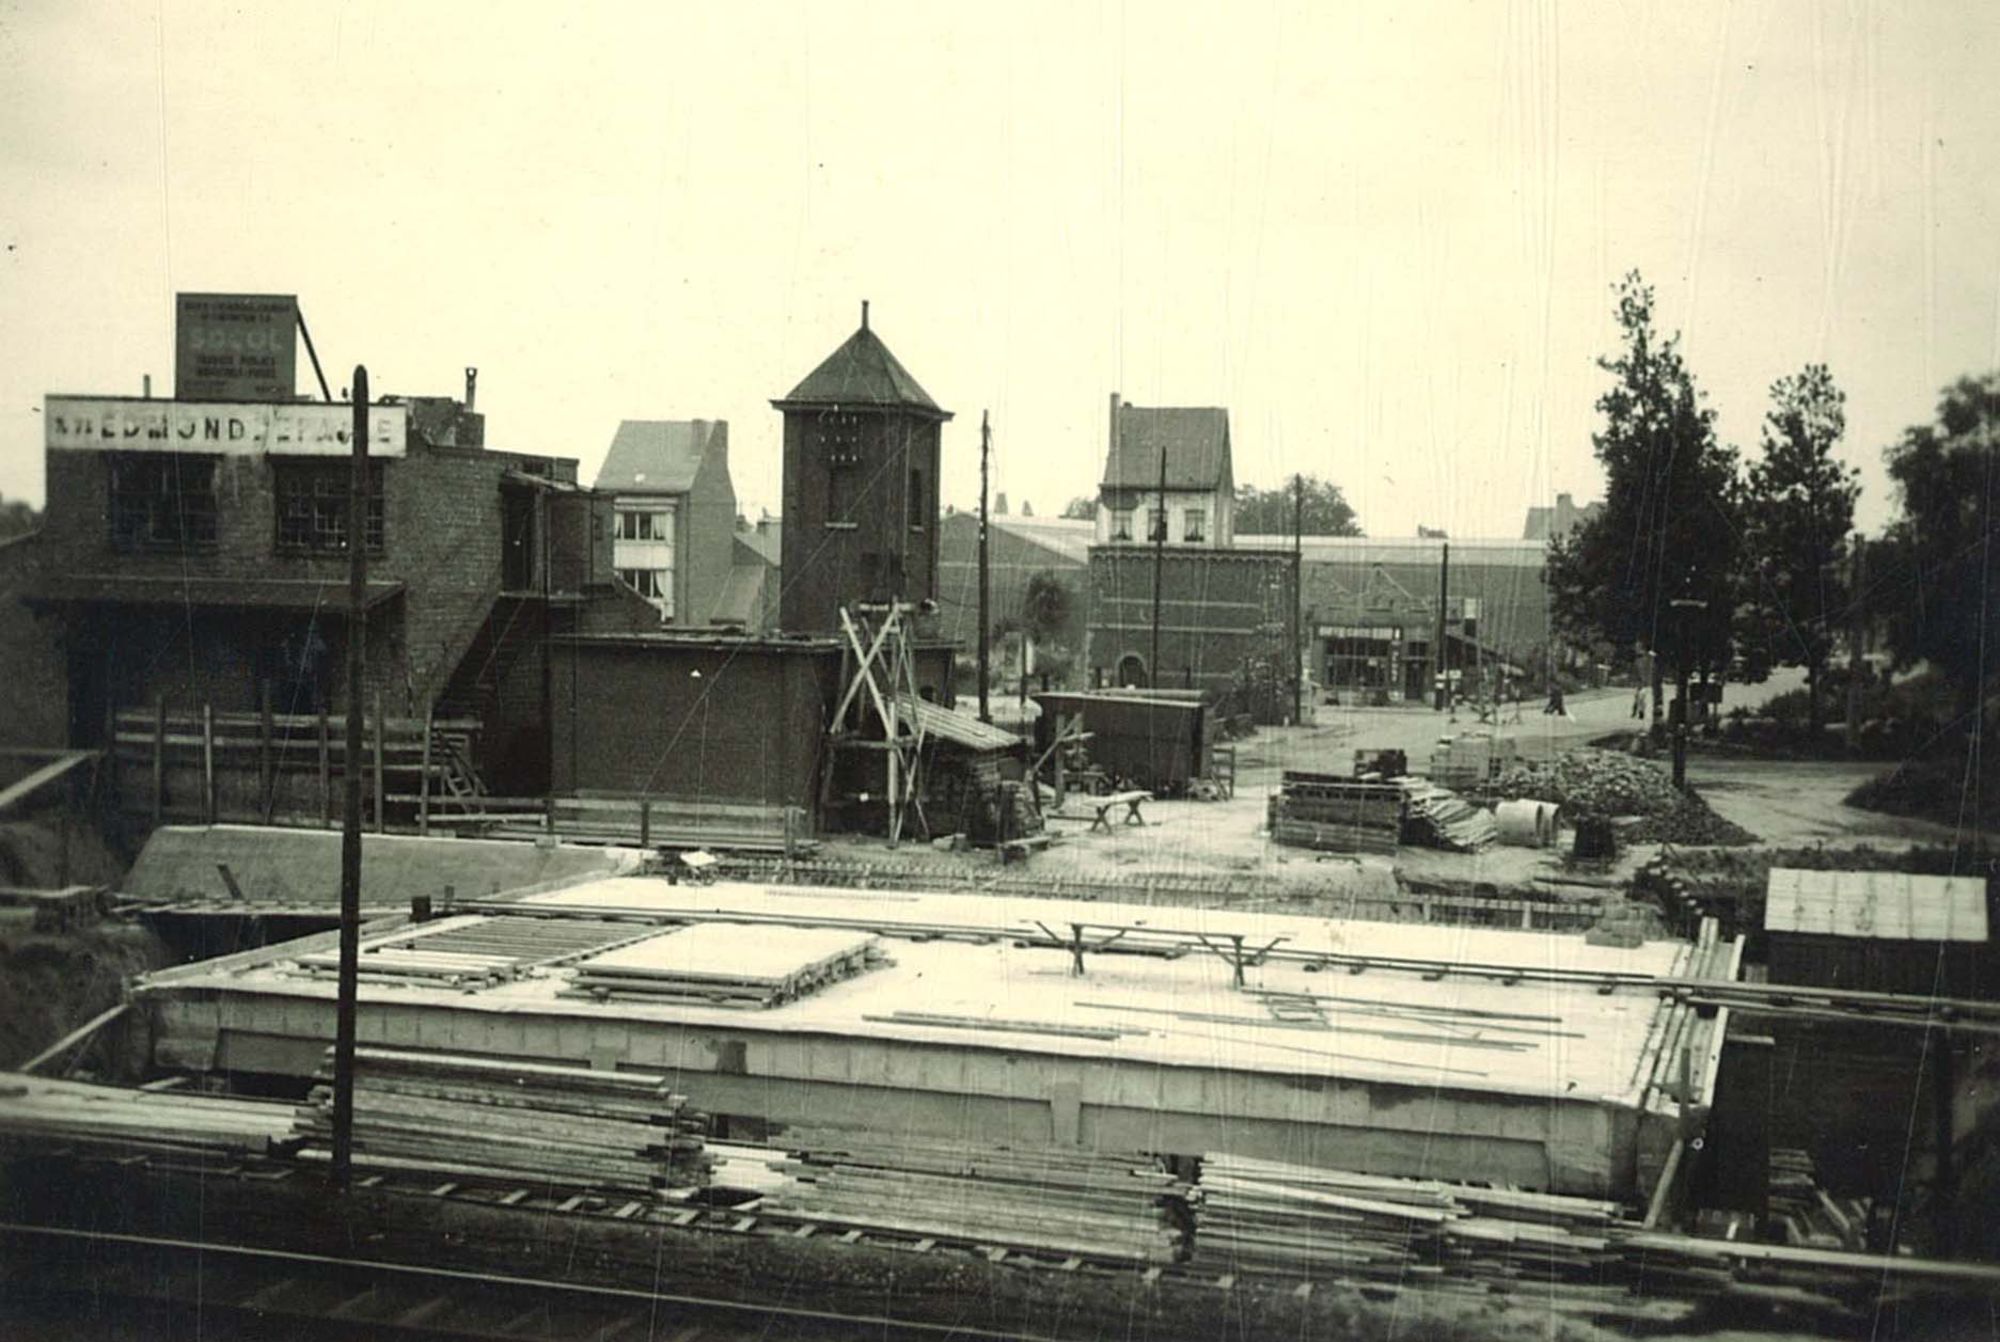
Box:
left=814, top=670, right=1979, bottom=910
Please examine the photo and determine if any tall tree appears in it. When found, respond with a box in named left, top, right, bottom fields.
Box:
left=1020, top=569, right=1077, bottom=646
left=1234, top=476, right=1362, bottom=536
left=1737, top=365, right=1859, bottom=731
left=1546, top=272, right=1742, bottom=710
left=1878, top=372, right=2000, bottom=735
left=1060, top=496, right=1097, bottom=521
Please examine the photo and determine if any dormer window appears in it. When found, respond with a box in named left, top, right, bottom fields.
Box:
left=1110, top=509, right=1134, bottom=542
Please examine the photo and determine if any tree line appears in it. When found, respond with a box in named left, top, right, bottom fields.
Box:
left=1548, top=270, right=2000, bottom=744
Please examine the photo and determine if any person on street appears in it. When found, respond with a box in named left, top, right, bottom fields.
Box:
left=1544, top=684, right=1567, bottom=717
left=1631, top=684, right=1646, bottom=720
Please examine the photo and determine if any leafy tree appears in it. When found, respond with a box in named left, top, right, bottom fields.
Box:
left=1234, top=475, right=1363, bottom=536
left=1878, top=372, right=2000, bottom=733
left=1736, top=365, right=1859, bottom=732
left=0, top=497, right=39, bottom=540
left=1020, top=569, right=1077, bottom=646
left=1546, top=272, right=1742, bottom=711
left=1060, top=496, right=1097, bottom=521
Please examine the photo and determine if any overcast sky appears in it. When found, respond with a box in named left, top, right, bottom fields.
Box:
left=3, top=2, right=1996, bottom=538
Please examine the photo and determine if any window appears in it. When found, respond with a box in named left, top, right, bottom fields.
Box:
left=1183, top=507, right=1206, bottom=543
left=618, top=568, right=666, bottom=601
left=1111, top=509, right=1134, bottom=541
left=612, top=500, right=675, bottom=617
left=1147, top=508, right=1168, bottom=543
left=908, top=468, right=926, bottom=532
left=109, top=453, right=219, bottom=553
left=275, top=461, right=385, bottom=554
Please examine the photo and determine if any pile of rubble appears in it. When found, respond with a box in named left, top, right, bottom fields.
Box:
left=1494, top=749, right=1755, bottom=847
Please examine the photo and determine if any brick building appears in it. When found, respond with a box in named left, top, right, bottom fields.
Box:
left=593, top=419, right=771, bottom=629
left=20, top=390, right=637, bottom=791
left=774, top=304, right=952, bottom=633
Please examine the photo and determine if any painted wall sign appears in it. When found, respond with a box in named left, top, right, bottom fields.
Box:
left=45, top=397, right=408, bottom=457
left=1318, top=624, right=1404, bottom=640
left=175, top=293, right=299, bottom=400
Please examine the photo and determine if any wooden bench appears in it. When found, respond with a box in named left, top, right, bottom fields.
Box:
left=1087, top=790, right=1152, bottom=834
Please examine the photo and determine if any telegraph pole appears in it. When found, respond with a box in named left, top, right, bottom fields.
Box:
left=1432, top=540, right=1450, bottom=711
left=976, top=411, right=992, bottom=722
left=331, top=366, right=370, bottom=1189
left=1292, top=474, right=1304, bottom=725
left=1150, top=447, right=1166, bottom=689
left=1846, top=533, right=1866, bottom=754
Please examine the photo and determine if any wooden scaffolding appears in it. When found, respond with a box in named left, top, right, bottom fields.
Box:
left=826, top=604, right=929, bottom=846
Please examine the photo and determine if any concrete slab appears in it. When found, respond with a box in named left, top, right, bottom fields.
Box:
left=122, top=824, right=645, bottom=908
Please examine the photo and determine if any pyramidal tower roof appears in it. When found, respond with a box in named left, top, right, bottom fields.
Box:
left=773, top=303, right=951, bottom=420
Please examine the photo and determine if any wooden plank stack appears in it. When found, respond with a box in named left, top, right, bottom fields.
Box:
left=1767, top=1148, right=1870, bottom=1251
left=291, top=1047, right=711, bottom=1193
left=0, top=1075, right=294, bottom=1157
left=296, top=916, right=656, bottom=987
left=1191, top=1154, right=1621, bottom=1284
left=1398, top=778, right=1499, bottom=851
left=564, top=924, right=882, bottom=1008
left=1427, top=732, right=1516, bottom=790
left=1268, top=772, right=1401, bottom=855
left=751, top=1129, right=1192, bottom=1264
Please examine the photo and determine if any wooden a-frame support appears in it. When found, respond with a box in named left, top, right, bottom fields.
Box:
left=831, top=604, right=930, bottom=847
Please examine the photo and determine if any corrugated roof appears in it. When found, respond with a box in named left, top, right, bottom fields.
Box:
left=896, top=693, right=1023, bottom=752
left=594, top=420, right=722, bottom=495
left=1102, top=405, right=1230, bottom=490
left=775, top=325, right=948, bottom=417
left=1763, top=868, right=1990, bottom=942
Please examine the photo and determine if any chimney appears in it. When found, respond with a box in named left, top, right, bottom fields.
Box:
left=464, top=367, right=479, bottom=410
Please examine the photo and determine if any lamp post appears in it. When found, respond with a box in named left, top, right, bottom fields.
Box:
left=1668, top=597, right=1707, bottom=791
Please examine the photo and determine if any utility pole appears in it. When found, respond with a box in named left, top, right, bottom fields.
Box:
left=1669, top=596, right=1707, bottom=791
left=1432, top=541, right=1450, bottom=711
left=976, top=411, right=992, bottom=722
left=331, top=366, right=369, bottom=1189
left=1846, top=533, right=1866, bottom=754
left=1292, top=474, right=1304, bottom=726
left=1150, top=446, right=1166, bottom=690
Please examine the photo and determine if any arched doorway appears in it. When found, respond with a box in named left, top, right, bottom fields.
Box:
left=1115, top=653, right=1148, bottom=689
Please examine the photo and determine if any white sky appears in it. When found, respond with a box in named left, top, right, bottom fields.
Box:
left=2, top=2, right=1996, bottom=538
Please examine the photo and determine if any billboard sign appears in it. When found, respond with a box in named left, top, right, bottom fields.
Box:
left=175, top=293, right=299, bottom=400
left=46, top=397, right=407, bottom=458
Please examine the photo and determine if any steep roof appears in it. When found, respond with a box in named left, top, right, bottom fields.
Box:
left=595, top=420, right=724, bottom=495
left=774, top=321, right=949, bottom=419
left=1102, top=405, right=1231, bottom=490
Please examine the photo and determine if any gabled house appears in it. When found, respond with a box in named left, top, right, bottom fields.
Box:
left=593, top=419, right=760, bottom=626
left=1095, top=394, right=1234, bottom=547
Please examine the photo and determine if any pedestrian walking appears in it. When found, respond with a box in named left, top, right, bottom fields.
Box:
left=1544, top=684, right=1567, bottom=717
left=1631, top=684, right=1646, bottom=720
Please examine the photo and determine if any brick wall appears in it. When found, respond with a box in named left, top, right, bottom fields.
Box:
left=1086, top=546, right=1298, bottom=696
left=36, top=437, right=576, bottom=719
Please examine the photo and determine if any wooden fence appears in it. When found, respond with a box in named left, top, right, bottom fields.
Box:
left=109, top=697, right=481, bottom=834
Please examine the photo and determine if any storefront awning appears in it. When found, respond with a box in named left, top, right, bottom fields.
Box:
left=24, top=573, right=405, bottom=614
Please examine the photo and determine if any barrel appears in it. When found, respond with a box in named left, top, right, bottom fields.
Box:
left=1494, top=798, right=1562, bottom=848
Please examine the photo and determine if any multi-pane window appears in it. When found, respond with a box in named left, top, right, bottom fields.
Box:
left=612, top=501, right=675, bottom=617
left=275, top=462, right=385, bottom=553
left=1147, top=508, right=1168, bottom=543
left=617, top=568, right=666, bottom=601
left=109, top=453, right=220, bottom=553
left=1110, top=509, right=1134, bottom=541
left=1183, top=507, right=1206, bottom=543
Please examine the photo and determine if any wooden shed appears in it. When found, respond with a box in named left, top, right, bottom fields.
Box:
left=1032, top=690, right=1212, bottom=794
left=1762, top=867, right=1992, bottom=998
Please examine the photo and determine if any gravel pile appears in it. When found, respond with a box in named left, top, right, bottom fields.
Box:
left=1492, top=749, right=1681, bottom=817
left=1494, top=749, right=1755, bottom=846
